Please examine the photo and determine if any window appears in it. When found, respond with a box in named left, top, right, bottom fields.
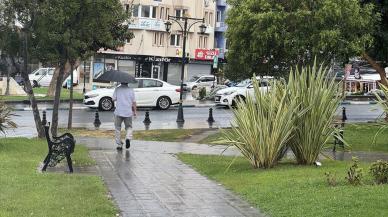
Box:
left=160, top=7, right=164, bottom=19
left=166, top=8, right=170, bottom=19
left=204, top=37, right=208, bottom=48
left=175, top=9, right=181, bottom=17
left=175, top=9, right=187, bottom=19
left=141, top=5, right=150, bottom=17
left=132, top=4, right=139, bottom=17
left=204, top=11, right=209, bottom=24
left=152, top=6, right=157, bottom=18
left=216, top=11, right=221, bottom=22
left=47, top=69, right=55, bottom=75
left=198, top=36, right=203, bottom=48
left=159, top=33, right=164, bottom=46
left=153, top=32, right=158, bottom=45
left=209, top=12, right=213, bottom=26
left=142, top=79, right=163, bottom=88
left=125, top=4, right=130, bottom=14
left=170, top=34, right=181, bottom=46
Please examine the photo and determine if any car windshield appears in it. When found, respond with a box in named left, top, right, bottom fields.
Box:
left=188, top=76, right=200, bottom=82
left=236, top=79, right=251, bottom=87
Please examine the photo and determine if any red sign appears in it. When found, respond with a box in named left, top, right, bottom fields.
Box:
left=195, top=49, right=219, bottom=61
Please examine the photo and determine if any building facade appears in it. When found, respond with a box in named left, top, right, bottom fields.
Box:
left=214, top=0, right=229, bottom=60
left=91, top=0, right=218, bottom=86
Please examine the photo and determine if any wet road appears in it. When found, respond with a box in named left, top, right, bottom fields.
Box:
left=4, top=104, right=385, bottom=138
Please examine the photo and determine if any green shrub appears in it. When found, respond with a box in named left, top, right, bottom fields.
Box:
left=287, top=63, right=342, bottom=165
left=346, top=157, right=363, bottom=186
left=369, top=160, right=388, bottom=184
left=325, top=171, right=337, bottom=187
left=222, top=80, right=300, bottom=169
left=198, top=87, right=207, bottom=100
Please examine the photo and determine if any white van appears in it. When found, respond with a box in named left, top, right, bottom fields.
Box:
left=29, top=67, right=79, bottom=87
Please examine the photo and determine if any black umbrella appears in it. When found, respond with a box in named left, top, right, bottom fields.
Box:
left=96, top=70, right=137, bottom=83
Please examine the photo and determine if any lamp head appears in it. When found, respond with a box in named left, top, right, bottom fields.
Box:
left=199, top=23, right=207, bottom=34
left=165, top=21, right=172, bottom=33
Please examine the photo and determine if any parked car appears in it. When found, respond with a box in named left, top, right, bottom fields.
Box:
left=28, top=67, right=79, bottom=87
left=215, top=77, right=272, bottom=107
left=183, top=75, right=216, bottom=91
left=84, top=78, right=181, bottom=111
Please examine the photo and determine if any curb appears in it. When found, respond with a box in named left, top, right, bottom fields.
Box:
left=5, top=99, right=84, bottom=104
left=13, top=107, right=88, bottom=111
left=174, top=103, right=216, bottom=108
left=341, top=101, right=378, bottom=105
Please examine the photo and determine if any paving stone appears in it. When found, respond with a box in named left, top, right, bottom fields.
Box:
left=83, top=137, right=265, bottom=217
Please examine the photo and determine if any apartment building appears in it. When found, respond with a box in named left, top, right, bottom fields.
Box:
left=91, top=0, right=217, bottom=86
left=214, top=0, right=229, bottom=60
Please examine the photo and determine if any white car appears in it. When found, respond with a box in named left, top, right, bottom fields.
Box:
left=183, top=75, right=216, bottom=91
left=29, top=67, right=79, bottom=87
left=215, top=77, right=271, bottom=107
left=84, top=78, right=181, bottom=111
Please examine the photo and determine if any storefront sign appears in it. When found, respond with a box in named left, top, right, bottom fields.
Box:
left=195, top=49, right=219, bottom=61
left=128, top=18, right=165, bottom=31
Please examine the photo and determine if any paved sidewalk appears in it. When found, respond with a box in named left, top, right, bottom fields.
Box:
left=77, top=137, right=264, bottom=217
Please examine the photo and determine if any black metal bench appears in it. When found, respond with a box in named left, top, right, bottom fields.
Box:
left=41, top=122, right=75, bottom=173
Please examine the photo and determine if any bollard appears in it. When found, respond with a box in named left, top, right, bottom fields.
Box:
left=94, top=110, right=101, bottom=129
left=207, top=108, right=215, bottom=123
left=342, top=107, right=347, bottom=122
left=143, top=110, right=151, bottom=125
left=41, top=110, right=47, bottom=126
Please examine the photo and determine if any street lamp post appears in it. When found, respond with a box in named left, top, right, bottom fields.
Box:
left=165, top=16, right=207, bottom=123
left=83, top=61, right=86, bottom=94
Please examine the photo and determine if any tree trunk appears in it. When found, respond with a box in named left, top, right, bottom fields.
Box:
left=362, top=52, right=388, bottom=86
left=21, top=31, right=45, bottom=138
left=67, top=62, right=74, bottom=129
left=47, top=60, right=80, bottom=97
left=5, top=61, right=11, bottom=96
left=51, top=61, right=66, bottom=137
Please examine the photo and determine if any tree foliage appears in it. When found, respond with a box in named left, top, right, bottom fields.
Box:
left=363, top=0, right=388, bottom=67
left=225, top=0, right=377, bottom=80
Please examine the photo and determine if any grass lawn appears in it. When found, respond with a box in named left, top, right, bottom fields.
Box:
left=199, top=123, right=388, bottom=152
left=0, top=138, right=116, bottom=217
left=178, top=154, right=388, bottom=217
left=2, top=87, right=84, bottom=101
left=61, top=128, right=205, bottom=142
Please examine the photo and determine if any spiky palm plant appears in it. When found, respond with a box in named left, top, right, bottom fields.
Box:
left=287, top=63, right=341, bottom=165
left=0, top=102, right=16, bottom=135
left=222, top=80, right=299, bottom=169
left=375, top=84, right=388, bottom=120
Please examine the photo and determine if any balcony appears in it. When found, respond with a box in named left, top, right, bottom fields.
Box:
left=128, top=18, right=165, bottom=32
left=215, top=22, right=227, bottom=32
left=217, top=0, right=227, bottom=7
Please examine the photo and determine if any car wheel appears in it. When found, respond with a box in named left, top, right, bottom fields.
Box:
left=157, top=96, right=171, bottom=110
left=99, top=97, right=114, bottom=111
left=232, top=95, right=246, bottom=107
left=32, top=80, right=39, bottom=88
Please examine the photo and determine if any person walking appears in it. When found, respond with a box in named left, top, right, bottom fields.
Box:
left=112, top=82, right=137, bottom=150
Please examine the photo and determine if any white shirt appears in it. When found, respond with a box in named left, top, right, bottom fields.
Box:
left=112, top=85, right=136, bottom=117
